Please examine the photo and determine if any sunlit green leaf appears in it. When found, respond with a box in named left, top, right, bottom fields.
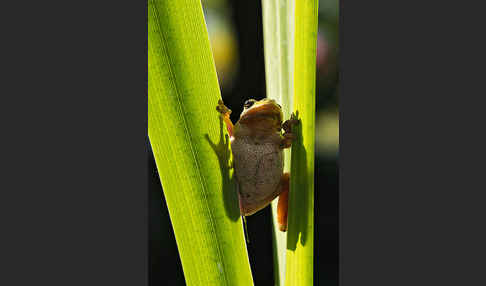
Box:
left=286, top=0, right=318, bottom=285
left=262, top=0, right=318, bottom=285
left=148, top=0, right=253, bottom=285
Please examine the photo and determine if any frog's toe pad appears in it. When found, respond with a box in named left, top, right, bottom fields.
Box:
left=216, top=100, right=232, bottom=115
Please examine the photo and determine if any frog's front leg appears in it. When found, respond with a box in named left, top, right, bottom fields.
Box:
left=216, top=99, right=234, bottom=137
left=280, top=113, right=299, bottom=149
left=277, top=172, right=290, bottom=232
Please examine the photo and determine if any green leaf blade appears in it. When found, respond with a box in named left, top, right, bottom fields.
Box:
left=285, top=0, right=318, bottom=285
left=148, top=0, right=253, bottom=285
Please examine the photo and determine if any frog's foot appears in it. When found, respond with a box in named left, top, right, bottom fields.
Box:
left=280, top=112, right=299, bottom=149
left=277, top=172, right=290, bottom=232
left=216, top=99, right=234, bottom=137
left=216, top=99, right=232, bottom=116
left=282, top=112, right=299, bottom=133
left=280, top=133, right=295, bottom=149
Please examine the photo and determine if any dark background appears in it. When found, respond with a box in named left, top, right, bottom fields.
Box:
left=149, top=0, right=339, bottom=285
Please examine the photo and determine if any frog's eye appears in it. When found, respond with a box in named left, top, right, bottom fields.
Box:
left=277, top=104, right=281, bottom=109
left=244, top=99, right=256, bottom=109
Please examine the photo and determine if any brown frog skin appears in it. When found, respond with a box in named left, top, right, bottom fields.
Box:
left=216, top=99, right=298, bottom=231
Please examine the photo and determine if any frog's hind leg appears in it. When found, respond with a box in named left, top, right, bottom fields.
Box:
left=277, top=172, right=290, bottom=232
left=216, top=99, right=234, bottom=137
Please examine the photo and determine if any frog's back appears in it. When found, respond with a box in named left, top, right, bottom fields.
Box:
left=231, top=135, right=283, bottom=215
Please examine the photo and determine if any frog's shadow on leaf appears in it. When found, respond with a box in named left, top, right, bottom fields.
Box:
left=286, top=110, right=309, bottom=250
left=204, top=116, right=240, bottom=221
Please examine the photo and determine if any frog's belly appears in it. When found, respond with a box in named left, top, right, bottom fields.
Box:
left=231, top=138, right=284, bottom=215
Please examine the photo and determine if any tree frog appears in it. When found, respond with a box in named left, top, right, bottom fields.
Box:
left=216, top=99, right=298, bottom=231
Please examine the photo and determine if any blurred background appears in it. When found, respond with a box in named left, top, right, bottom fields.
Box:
left=149, top=0, right=339, bottom=285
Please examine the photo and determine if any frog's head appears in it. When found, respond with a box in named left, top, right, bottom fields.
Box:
left=238, top=98, right=283, bottom=129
